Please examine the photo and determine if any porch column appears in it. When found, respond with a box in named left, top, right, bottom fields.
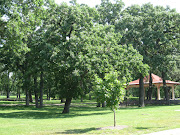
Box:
left=157, top=85, right=161, bottom=100
left=172, top=85, right=175, bottom=100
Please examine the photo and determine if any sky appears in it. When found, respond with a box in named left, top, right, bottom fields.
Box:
left=55, top=0, right=180, bottom=13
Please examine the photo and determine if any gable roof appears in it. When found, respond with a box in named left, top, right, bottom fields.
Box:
left=129, top=73, right=180, bottom=86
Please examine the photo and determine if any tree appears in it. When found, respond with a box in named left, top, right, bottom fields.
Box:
left=0, top=0, right=46, bottom=106
left=139, top=74, right=145, bottom=107
left=116, top=3, right=180, bottom=104
left=85, top=24, right=148, bottom=125
left=168, top=54, right=180, bottom=83
left=94, top=71, right=126, bottom=127
left=96, top=0, right=125, bottom=25
left=41, top=1, right=98, bottom=113
left=0, top=71, right=11, bottom=98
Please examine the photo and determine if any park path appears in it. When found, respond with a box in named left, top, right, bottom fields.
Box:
left=143, top=128, right=180, bottom=135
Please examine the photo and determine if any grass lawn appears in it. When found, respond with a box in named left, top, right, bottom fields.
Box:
left=0, top=100, right=180, bottom=135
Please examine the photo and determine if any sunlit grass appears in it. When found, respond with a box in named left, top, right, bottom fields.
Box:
left=0, top=99, right=180, bottom=135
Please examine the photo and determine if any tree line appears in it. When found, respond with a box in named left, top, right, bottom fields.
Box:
left=0, top=0, right=179, bottom=113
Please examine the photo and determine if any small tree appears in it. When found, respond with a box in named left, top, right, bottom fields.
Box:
left=94, top=71, right=126, bottom=127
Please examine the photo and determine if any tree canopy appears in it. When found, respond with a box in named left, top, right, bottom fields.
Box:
left=0, top=0, right=179, bottom=113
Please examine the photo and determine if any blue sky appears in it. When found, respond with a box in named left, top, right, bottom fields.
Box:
left=55, top=0, right=180, bottom=13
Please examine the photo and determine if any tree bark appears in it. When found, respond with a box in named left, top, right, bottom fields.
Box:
left=24, top=72, right=30, bottom=106
left=114, top=109, right=116, bottom=127
left=61, top=99, right=65, bottom=103
left=89, top=93, right=91, bottom=100
left=48, top=88, right=51, bottom=100
left=102, top=101, right=106, bottom=107
left=97, top=102, right=101, bottom=107
left=148, top=71, right=153, bottom=100
left=81, top=95, right=83, bottom=102
left=6, top=84, right=10, bottom=98
left=18, top=89, right=21, bottom=99
left=139, top=74, right=145, bottom=107
left=162, top=71, right=169, bottom=104
left=6, top=72, right=10, bottom=98
left=62, top=98, right=72, bottom=113
left=34, top=76, right=38, bottom=108
left=17, top=89, right=19, bottom=99
left=39, top=71, right=44, bottom=108
left=29, top=90, right=33, bottom=103
left=16, top=87, right=20, bottom=99
left=47, top=92, right=49, bottom=100
left=25, top=87, right=29, bottom=106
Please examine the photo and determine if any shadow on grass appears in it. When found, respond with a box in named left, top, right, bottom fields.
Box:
left=0, top=105, right=111, bottom=119
left=0, top=105, right=108, bottom=112
left=136, top=127, right=149, bottom=130
left=0, top=111, right=110, bottom=119
left=55, top=127, right=97, bottom=134
left=119, top=104, right=179, bottom=110
left=136, top=126, right=165, bottom=130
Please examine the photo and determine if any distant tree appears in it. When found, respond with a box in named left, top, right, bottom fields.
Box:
left=0, top=71, right=10, bottom=98
left=168, top=55, right=180, bottom=83
left=0, top=0, right=46, bottom=106
left=116, top=3, right=180, bottom=104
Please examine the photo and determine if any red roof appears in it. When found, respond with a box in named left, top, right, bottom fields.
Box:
left=129, top=73, right=180, bottom=86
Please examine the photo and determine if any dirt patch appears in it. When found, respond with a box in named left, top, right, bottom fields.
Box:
left=97, top=125, right=128, bottom=130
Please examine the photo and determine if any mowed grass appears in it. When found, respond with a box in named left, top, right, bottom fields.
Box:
left=0, top=99, right=180, bottom=135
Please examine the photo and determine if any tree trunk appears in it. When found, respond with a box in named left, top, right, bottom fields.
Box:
left=34, top=76, right=38, bottom=108
left=29, top=90, right=33, bottom=103
left=18, top=89, right=21, bottom=99
left=114, top=109, right=116, bottom=127
left=139, top=74, right=145, bottom=107
left=16, top=87, right=19, bottom=99
left=62, top=98, right=72, bottom=113
left=81, top=95, right=83, bottom=102
left=162, top=71, right=169, bottom=104
left=17, top=89, right=19, bottom=99
left=25, top=87, right=29, bottom=106
left=6, top=72, right=10, bottom=98
left=61, top=99, right=65, bottom=103
left=39, top=71, right=44, bottom=108
left=24, top=73, right=30, bottom=106
left=6, top=85, right=10, bottom=98
left=97, top=102, right=101, bottom=107
left=48, top=88, right=51, bottom=100
left=148, top=71, right=153, bottom=100
left=47, top=92, right=49, bottom=100
left=89, top=93, right=91, bottom=100
left=102, top=101, right=106, bottom=107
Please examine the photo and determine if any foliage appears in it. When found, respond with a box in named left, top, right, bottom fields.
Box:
left=116, top=3, right=180, bottom=73
left=0, top=0, right=179, bottom=113
left=96, top=0, right=125, bottom=25
left=94, top=71, right=126, bottom=110
left=45, top=1, right=98, bottom=100
left=78, top=24, right=148, bottom=112
left=115, top=3, right=180, bottom=104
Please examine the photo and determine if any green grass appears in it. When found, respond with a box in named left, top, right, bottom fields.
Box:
left=0, top=100, right=180, bottom=135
